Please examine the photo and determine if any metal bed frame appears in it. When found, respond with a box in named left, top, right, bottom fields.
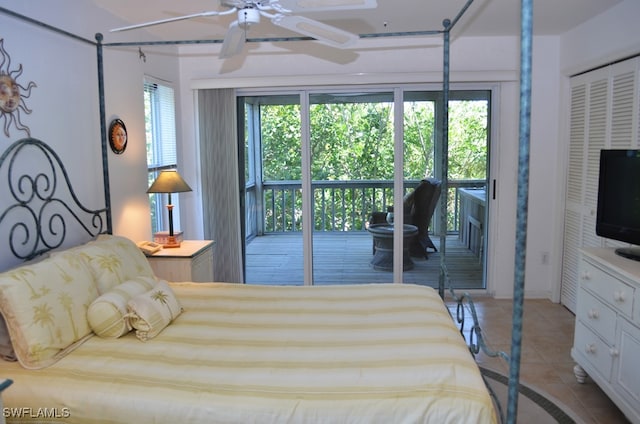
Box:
left=0, top=138, right=109, bottom=269
left=0, top=2, right=534, bottom=422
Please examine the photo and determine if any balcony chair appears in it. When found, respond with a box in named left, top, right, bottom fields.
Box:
left=368, top=178, right=442, bottom=259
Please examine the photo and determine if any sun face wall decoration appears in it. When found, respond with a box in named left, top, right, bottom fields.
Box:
left=0, top=38, right=37, bottom=138
left=108, top=118, right=128, bottom=154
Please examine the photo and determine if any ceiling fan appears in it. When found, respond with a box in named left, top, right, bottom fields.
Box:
left=111, top=0, right=378, bottom=58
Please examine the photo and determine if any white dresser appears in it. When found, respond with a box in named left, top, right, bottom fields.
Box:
left=572, top=248, right=640, bottom=423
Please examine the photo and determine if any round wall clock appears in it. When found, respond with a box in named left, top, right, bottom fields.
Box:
left=108, top=118, right=128, bottom=154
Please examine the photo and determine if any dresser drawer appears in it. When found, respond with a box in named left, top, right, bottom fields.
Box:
left=576, top=288, right=617, bottom=344
left=581, top=260, right=634, bottom=318
left=576, top=249, right=640, bottom=423
left=574, top=320, right=614, bottom=382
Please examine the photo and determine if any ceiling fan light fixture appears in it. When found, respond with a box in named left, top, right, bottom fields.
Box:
left=238, top=8, right=261, bottom=28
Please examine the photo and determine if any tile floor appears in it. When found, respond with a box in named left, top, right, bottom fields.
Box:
left=446, top=297, right=631, bottom=424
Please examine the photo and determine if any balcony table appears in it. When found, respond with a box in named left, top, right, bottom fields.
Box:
left=367, top=224, right=418, bottom=271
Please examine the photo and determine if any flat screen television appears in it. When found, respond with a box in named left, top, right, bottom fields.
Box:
left=596, top=149, right=640, bottom=261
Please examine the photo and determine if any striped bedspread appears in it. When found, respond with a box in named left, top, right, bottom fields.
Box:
left=0, top=283, right=496, bottom=423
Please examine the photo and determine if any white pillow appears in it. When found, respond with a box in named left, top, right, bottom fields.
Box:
left=0, top=251, right=98, bottom=369
left=127, top=281, right=182, bottom=341
left=0, top=253, right=51, bottom=362
left=58, top=234, right=155, bottom=294
left=87, top=276, right=158, bottom=338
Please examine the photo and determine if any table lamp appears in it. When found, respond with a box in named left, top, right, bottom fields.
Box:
left=147, top=170, right=192, bottom=248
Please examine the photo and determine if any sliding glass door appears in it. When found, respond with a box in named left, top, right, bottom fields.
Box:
left=240, top=86, right=490, bottom=289
left=308, top=91, right=395, bottom=284
left=442, top=92, right=490, bottom=289
left=242, top=94, right=305, bottom=285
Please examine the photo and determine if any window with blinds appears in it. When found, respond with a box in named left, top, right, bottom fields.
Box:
left=144, top=79, right=178, bottom=234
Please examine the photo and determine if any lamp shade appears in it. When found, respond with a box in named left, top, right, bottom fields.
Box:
left=147, top=170, right=192, bottom=194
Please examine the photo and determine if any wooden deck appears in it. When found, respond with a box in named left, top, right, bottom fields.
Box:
left=245, top=232, right=484, bottom=289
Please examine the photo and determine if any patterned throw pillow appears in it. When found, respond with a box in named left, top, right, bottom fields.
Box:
left=87, top=276, right=158, bottom=338
left=0, top=251, right=99, bottom=369
left=61, top=234, right=156, bottom=294
left=127, top=281, right=182, bottom=341
left=0, top=253, right=50, bottom=362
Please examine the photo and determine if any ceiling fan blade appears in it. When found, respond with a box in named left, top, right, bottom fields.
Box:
left=111, top=10, right=232, bottom=32
left=272, top=15, right=358, bottom=48
left=274, top=0, right=377, bottom=13
left=219, top=21, right=247, bottom=59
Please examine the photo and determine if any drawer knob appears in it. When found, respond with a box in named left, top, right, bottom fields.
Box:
left=581, top=271, right=591, bottom=281
left=585, top=343, right=597, bottom=354
left=587, top=309, right=600, bottom=319
left=613, top=291, right=627, bottom=303
left=610, top=347, right=619, bottom=357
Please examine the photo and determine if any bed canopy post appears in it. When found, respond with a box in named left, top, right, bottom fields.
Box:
left=438, top=19, right=451, bottom=300
left=95, top=32, right=113, bottom=234
left=506, top=0, right=533, bottom=421
left=436, top=0, right=474, bottom=299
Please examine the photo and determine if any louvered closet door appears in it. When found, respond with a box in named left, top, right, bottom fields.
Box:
left=561, top=82, right=587, bottom=313
left=605, top=61, right=640, bottom=253
left=560, top=58, right=639, bottom=312
left=610, top=64, right=637, bottom=150
left=582, top=76, right=608, bottom=249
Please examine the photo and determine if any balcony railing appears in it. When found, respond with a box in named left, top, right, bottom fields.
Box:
left=245, top=179, right=486, bottom=238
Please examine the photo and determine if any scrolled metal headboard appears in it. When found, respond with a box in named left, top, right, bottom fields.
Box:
left=0, top=138, right=109, bottom=269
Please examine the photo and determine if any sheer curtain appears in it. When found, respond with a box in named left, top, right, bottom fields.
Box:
left=197, top=89, right=243, bottom=282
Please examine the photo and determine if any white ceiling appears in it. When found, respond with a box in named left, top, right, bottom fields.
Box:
left=93, top=0, right=622, bottom=45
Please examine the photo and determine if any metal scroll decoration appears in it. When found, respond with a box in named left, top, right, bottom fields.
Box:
left=0, top=138, right=109, bottom=266
left=0, top=38, right=37, bottom=138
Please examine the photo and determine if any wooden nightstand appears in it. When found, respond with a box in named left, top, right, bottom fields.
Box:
left=147, top=240, right=214, bottom=282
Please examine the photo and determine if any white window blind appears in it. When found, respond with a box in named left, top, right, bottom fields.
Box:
left=144, top=80, right=177, bottom=171
left=144, top=78, right=178, bottom=234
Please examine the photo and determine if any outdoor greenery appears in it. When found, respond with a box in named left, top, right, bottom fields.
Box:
left=261, top=100, right=487, bottom=182
left=248, top=96, right=488, bottom=233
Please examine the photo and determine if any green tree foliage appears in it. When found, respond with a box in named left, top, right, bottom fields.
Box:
left=310, top=102, right=394, bottom=180
left=261, top=104, right=302, bottom=180
left=447, top=100, right=488, bottom=180
left=261, top=100, right=485, bottom=182
left=256, top=97, right=487, bottom=232
left=404, top=101, right=435, bottom=180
